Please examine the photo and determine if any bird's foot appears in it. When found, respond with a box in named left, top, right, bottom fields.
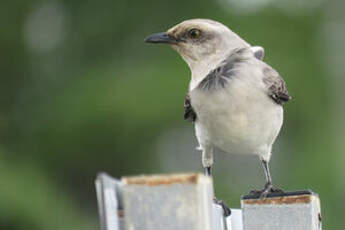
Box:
left=249, top=183, right=284, bottom=199
left=213, top=198, right=231, bottom=217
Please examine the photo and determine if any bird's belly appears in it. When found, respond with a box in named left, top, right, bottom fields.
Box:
left=191, top=87, right=283, bottom=156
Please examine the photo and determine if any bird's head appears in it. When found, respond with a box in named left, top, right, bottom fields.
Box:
left=145, top=19, right=250, bottom=72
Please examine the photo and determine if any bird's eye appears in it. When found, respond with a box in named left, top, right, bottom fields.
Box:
left=188, top=29, right=201, bottom=39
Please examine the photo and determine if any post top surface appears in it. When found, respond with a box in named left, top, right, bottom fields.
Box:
left=122, top=173, right=209, bottom=186
left=242, top=190, right=319, bottom=205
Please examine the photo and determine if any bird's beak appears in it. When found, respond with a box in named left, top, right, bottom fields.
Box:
left=144, top=32, right=178, bottom=44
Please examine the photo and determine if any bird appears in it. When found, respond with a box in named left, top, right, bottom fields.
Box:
left=145, top=19, right=290, bottom=210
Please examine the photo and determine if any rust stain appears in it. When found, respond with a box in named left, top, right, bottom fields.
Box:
left=243, top=195, right=312, bottom=205
left=122, top=173, right=200, bottom=186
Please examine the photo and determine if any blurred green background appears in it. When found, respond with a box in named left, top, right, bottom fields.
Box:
left=1, top=0, right=345, bottom=229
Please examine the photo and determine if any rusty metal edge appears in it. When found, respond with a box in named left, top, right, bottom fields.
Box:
left=121, top=173, right=201, bottom=186
left=242, top=194, right=314, bottom=205
left=242, top=189, right=316, bottom=200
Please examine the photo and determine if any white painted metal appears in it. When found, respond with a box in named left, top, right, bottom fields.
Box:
left=95, top=172, right=124, bottom=230
left=226, top=209, right=243, bottom=230
left=95, top=173, right=242, bottom=230
left=121, top=174, right=213, bottom=230
left=213, top=203, right=228, bottom=230
left=241, top=191, right=322, bottom=230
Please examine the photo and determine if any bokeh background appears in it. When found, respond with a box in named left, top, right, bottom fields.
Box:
left=1, top=0, right=345, bottom=229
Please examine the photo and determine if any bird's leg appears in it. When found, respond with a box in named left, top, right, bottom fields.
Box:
left=261, top=160, right=284, bottom=198
left=262, top=159, right=272, bottom=187
left=202, top=146, right=214, bottom=177
left=250, top=159, right=284, bottom=199
left=205, top=166, right=212, bottom=176
left=259, top=160, right=274, bottom=198
left=201, top=147, right=231, bottom=216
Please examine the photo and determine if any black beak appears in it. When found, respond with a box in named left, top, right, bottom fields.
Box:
left=144, top=32, right=178, bottom=44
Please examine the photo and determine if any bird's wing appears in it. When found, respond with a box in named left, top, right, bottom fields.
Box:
left=262, top=66, right=291, bottom=105
left=185, top=48, right=249, bottom=121
left=198, top=48, right=249, bottom=91
left=196, top=47, right=290, bottom=105
left=184, top=93, right=197, bottom=122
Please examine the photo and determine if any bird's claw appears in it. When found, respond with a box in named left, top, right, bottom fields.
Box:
left=249, top=183, right=284, bottom=199
left=213, top=198, right=231, bottom=217
left=259, top=183, right=274, bottom=199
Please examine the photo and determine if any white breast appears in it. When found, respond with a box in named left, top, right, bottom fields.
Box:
left=190, top=70, right=283, bottom=161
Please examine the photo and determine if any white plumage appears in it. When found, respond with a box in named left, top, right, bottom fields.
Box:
left=191, top=55, right=283, bottom=167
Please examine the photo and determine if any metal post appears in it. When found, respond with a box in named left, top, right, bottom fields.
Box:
left=95, top=172, right=124, bottom=230
left=241, top=190, right=322, bottom=230
left=95, top=173, right=321, bottom=230
left=95, top=173, right=242, bottom=230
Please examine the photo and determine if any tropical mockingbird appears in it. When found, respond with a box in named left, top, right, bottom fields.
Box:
left=145, top=19, right=290, bottom=205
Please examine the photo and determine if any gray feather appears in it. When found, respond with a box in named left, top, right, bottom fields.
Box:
left=184, top=93, right=197, bottom=122
left=262, top=66, right=291, bottom=105
left=198, top=48, right=248, bottom=91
